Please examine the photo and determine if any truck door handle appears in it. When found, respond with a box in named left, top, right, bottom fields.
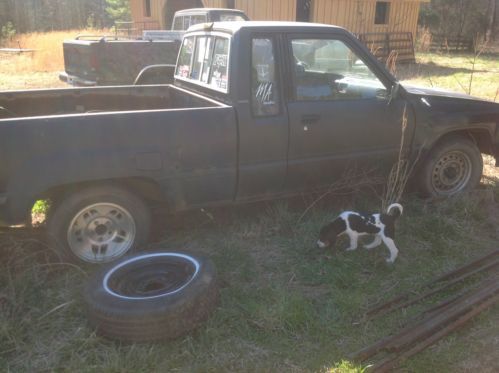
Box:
left=301, top=114, right=321, bottom=124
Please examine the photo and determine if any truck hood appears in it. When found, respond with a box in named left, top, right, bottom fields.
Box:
left=402, top=84, right=499, bottom=144
left=402, top=84, right=494, bottom=102
left=402, top=84, right=499, bottom=118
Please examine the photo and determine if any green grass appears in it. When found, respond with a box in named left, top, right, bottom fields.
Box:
left=1, top=171, right=498, bottom=371
left=398, top=52, right=499, bottom=101
left=1, top=52, right=499, bottom=372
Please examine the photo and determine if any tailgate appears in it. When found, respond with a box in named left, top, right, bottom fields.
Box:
left=62, top=40, right=100, bottom=83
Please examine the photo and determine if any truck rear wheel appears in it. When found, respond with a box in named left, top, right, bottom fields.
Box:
left=47, top=185, right=151, bottom=264
left=418, top=137, right=483, bottom=197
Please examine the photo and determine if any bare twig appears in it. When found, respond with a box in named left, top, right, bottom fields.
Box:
left=382, top=105, right=425, bottom=211
left=385, top=50, right=398, bottom=75
left=297, top=167, right=383, bottom=223
left=467, top=37, right=489, bottom=95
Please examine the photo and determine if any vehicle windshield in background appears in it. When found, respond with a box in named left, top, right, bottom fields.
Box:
left=173, top=15, right=208, bottom=31
left=172, top=11, right=249, bottom=31
left=219, top=14, right=247, bottom=22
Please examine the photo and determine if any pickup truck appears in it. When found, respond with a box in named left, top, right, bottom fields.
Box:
left=1, top=22, right=498, bottom=265
left=59, top=8, right=249, bottom=86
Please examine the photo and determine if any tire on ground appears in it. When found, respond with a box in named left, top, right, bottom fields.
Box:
left=47, top=185, right=151, bottom=264
left=417, top=136, right=483, bottom=197
left=83, top=251, right=218, bottom=342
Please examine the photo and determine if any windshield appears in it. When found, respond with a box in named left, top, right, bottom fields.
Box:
left=218, top=14, right=247, bottom=22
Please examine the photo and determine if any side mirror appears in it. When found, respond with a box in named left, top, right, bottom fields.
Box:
left=388, top=82, right=401, bottom=104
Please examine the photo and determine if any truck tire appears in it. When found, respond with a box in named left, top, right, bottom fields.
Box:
left=83, top=251, right=218, bottom=342
left=47, top=185, right=151, bottom=264
left=418, top=136, right=483, bottom=197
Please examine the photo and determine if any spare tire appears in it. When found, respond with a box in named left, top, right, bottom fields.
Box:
left=83, top=251, right=218, bottom=342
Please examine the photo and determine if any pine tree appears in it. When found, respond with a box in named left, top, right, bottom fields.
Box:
left=105, top=0, right=131, bottom=23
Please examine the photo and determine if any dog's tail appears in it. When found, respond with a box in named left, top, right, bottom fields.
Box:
left=387, top=203, right=403, bottom=218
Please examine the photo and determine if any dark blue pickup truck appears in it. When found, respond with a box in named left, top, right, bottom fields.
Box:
left=1, top=22, right=498, bottom=264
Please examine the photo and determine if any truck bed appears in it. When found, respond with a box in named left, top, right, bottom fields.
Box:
left=0, top=85, right=219, bottom=119
left=0, top=85, right=237, bottom=224
left=61, top=38, right=180, bottom=86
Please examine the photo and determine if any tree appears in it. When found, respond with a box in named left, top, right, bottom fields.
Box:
left=106, top=0, right=131, bottom=23
left=485, top=0, right=498, bottom=41
left=419, top=0, right=494, bottom=41
left=0, top=0, right=115, bottom=35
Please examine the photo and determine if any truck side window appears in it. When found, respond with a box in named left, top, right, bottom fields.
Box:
left=191, top=37, right=208, bottom=80
left=291, top=39, right=387, bottom=101
left=251, top=38, right=280, bottom=116
left=208, top=37, right=229, bottom=91
left=176, top=36, right=195, bottom=78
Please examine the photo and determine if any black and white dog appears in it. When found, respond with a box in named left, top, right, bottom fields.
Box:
left=316, top=203, right=403, bottom=263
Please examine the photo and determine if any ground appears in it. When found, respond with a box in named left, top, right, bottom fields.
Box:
left=0, top=47, right=498, bottom=372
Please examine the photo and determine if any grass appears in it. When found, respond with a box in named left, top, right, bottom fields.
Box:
left=397, top=52, right=499, bottom=101
left=0, top=29, right=108, bottom=91
left=0, top=48, right=499, bottom=371
left=1, top=179, right=498, bottom=372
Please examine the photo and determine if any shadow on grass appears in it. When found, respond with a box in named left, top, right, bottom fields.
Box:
left=396, top=62, right=489, bottom=81
left=395, top=51, right=499, bottom=81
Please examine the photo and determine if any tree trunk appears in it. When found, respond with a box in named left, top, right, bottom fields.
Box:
left=485, top=0, right=497, bottom=41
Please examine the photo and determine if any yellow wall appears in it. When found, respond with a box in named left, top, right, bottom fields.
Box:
left=231, top=0, right=296, bottom=21
left=311, top=0, right=422, bottom=36
left=131, top=0, right=167, bottom=27
left=131, top=0, right=426, bottom=36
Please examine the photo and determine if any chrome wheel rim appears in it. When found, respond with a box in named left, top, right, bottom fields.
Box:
left=103, top=253, right=200, bottom=300
left=67, top=203, right=136, bottom=263
left=431, top=151, right=472, bottom=195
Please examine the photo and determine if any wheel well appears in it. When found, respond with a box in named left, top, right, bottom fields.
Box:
left=35, top=178, right=167, bottom=210
left=432, top=129, right=494, bottom=155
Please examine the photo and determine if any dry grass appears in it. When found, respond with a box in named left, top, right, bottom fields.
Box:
left=0, top=29, right=109, bottom=90
left=1, top=29, right=108, bottom=73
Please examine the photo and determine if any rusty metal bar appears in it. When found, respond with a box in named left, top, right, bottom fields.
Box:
left=377, top=260, right=499, bottom=318
left=401, top=279, right=488, bottom=328
left=386, top=277, right=499, bottom=351
left=371, top=292, right=499, bottom=372
left=365, top=255, right=499, bottom=319
left=352, top=275, right=499, bottom=362
left=430, top=249, right=499, bottom=284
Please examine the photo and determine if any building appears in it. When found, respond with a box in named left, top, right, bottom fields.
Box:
left=131, top=0, right=430, bottom=61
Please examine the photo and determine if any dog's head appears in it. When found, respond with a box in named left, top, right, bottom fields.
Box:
left=317, top=218, right=346, bottom=249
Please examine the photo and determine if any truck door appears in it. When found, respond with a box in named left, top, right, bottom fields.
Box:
left=285, top=34, right=413, bottom=192
left=235, top=34, right=290, bottom=201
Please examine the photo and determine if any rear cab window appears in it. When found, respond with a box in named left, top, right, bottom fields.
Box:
left=172, top=14, right=208, bottom=31
left=175, top=33, right=231, bottom=93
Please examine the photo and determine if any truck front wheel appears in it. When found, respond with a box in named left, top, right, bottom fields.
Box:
left=47, top=185, right=151, bottom=264
left=418, top=137, right=483, bottom=197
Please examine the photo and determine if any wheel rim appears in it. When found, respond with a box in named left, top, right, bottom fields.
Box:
left=431, top=150, right=473, bottom=195
left=103, top=253, right=200, bottom=300
left=67, top=203, right=136, bottom=263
